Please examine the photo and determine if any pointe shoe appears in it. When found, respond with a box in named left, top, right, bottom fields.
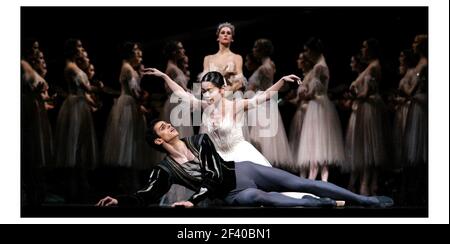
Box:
left=335, top=200, right=346, bottom=207
left=374, top=196, right=394, bottom=208
left=318, top=197, right=337, bottom=207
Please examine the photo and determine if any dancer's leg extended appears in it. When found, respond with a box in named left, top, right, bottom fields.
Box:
left=239, top=161, right=390, bottom=206
left=225, top=188, right=335, bottom=207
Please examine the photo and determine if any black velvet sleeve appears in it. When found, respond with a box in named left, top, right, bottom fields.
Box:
left=188, top=134, right=224, bottom=204
left=116, top=167, right=172, bottom=207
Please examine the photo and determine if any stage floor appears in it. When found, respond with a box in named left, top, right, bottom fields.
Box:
left=21, top=204, right=427, bottom=218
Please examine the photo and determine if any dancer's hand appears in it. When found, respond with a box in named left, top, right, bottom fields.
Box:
left=142, top=67, right=165, bottom=77
left=171, top=201, right=194, bottom=208
left=96, top=196, right=118, bottom=207
left=281, top=74, right=302, bottom=85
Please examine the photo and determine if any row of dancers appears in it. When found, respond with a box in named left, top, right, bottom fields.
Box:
left=21, top=22, right=427, bottom=205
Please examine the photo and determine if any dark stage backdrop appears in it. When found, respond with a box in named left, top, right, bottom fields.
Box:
left=21, top=7, right=427, bottom=95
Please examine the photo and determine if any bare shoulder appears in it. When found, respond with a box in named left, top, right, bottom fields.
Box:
left=232, top=53, right=243, bottom=61
left=204, top=54, right=213, bottom=62
left=65, top=62, right=78, bottom=71
left=65, top=62, right=79, bottom=76
left=122, top=62, right=133, bottom=71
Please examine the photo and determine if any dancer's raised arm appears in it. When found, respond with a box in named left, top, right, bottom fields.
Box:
left=238, top=74, right=300, bottom=111
left=144, top=67, right=204, bottom=109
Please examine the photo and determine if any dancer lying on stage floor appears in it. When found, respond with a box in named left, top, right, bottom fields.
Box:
left=97, top=120, right=394, bottom=208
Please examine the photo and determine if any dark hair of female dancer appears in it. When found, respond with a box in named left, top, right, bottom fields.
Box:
left=253, top=38, right=274, bottom=57
left=304, top=37, right=324, bottom=55
left=413, top=34, right=428, bottom=57
left=64, top=38, right=83, bottom=60
left=364, top=38, right=380, bottom=60
left=26, top=49, right=47, bottom=77
left=401, top=49, right=419, bottom=69
left=350, top=53, right=367, bottom=73
left=120, top=42, right=142, bottom=60
left=21, top=38, right=40, bottom=59
left=163, top=40, right=182, bottom=61
left=200, top=71, right=226, bottom=88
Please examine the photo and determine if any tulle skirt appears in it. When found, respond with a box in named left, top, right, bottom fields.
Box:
left=289, top=102, right=308, bottom=171
left=344, top=95, right=388, bottom=172
left=299, top=95, right=345, bottom=167
left=54, top=94, right=98, bottom=168
left=103, top=94, right=153, bottom=169
left=248, top=98, right=293, bottom=169
left=392, top=100, right=411, bottom=169
left=21, top=94, right=53, bottom=168
left=403, top=93, right=428, bottom=166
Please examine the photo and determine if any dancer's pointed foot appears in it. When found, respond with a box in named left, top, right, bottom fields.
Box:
left=371, top=196, right=394, bottom=208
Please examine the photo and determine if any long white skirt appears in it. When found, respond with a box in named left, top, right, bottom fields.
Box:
left=344, top=96, right=388, bottom=171
left=248, top=98, right=294, bottom=169
left=298, top=95, right=345, bottom=167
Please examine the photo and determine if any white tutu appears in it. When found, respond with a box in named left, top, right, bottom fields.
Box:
left=298, top=94, right=345, bottom=167
left=248, top=96, right=294, bottom=170
left=403, top=93, right=427, bottom=166
left=392, top=100, right=411, bottom=169
left=103, top=94, right=153, bottom=169
left=289, top=101, right=308, bottom=171
left=344, top=95, right=389, bottom=172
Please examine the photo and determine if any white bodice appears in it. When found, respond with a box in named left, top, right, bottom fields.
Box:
left=202, top=111, right=245, bottom=153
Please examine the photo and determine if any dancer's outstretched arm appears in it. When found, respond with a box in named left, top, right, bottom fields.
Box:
left=144, top=67, right=205, bottom=109
left=237, top=74, right=300, bottom=112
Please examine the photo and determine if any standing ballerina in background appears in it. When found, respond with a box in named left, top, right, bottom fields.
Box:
left=200, top=22, right=249, bottom=139
left=346, top=39, right=389, bottom=195
left=21, top=43, right=54, bottom=206
left=391, top=49, right=417, bottom=169
left=247, top=38, right=293, bottom=170
left=289, top=52, right=314, bottom=177
left=400, top=35, right=428, bottom=206
left=54, top=39, right=98, bottom=202
left=297, top=37, right=345, bottom=182
left=342, top=53, right=368, bottom=183
left=102, top=42, right=154, bottom=193
left=162, top=40, right=194, bottom=139
left=403, top=34, right=428, bottom=166
left=160, top=40, right=196, bottom=205
left=202, top=22, right=246, bottom=92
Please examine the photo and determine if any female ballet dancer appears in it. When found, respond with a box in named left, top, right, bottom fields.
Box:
left=391, top=49, right=418, bottom=169
left=54, top=39, right=98, bottom=202
left=144, top=68, right=300, bottom=168
left=97, top=120, right=394, bottom=208
left=21, top=47, right=53, bottom=205
left=403, top=34, right=428, bottom=166
left=160, top=40, right=195, bottom=205
left=201, top=22, right=249, bottom=140
left=246, top=38, right=294, bottom=170
left=297, top=37, right=345, bottom=182
left=161, top=40, right=194, bottom=139
left=202, top=22, right=246, bottom=92
left=400, top=35, right=428, bottom=206
left=289, top=52, right=314, bottom=177
left=102, top=42, right=155, bottom=194
left=346, top=38, right=389, bottom=195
